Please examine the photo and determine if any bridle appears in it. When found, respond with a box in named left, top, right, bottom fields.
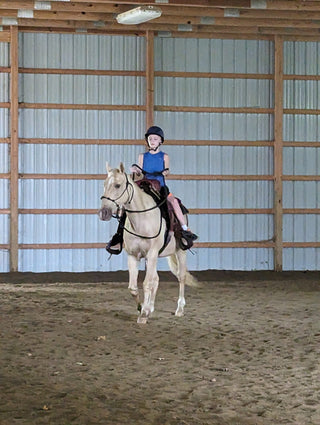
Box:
left=100, top=172, right=134, bottom=209
left=100, top=171, right=167, bottom=240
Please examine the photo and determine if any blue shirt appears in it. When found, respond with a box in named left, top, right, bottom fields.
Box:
left=142, top=151, right=166, bottom=187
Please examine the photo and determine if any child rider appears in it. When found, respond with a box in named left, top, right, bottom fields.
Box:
left=106, top=126, right=198, bottom=254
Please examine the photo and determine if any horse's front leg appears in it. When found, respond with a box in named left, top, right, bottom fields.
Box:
left=138, top=254, right=159, bottom=324
left=128, top=254, right=141, bottom=312
left=175, top=251, right=187, bottom=317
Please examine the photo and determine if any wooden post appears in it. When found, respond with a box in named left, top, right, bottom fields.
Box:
left=146, top=30, right=154, bottom=129
left=9, top=26, right=19, bottom=272
left=274, top=35, right=284, bottom=271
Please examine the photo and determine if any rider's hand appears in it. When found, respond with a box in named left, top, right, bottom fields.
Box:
left=130, top=165, right=141, bottom=175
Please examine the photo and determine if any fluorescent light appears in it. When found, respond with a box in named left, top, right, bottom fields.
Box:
left=224, top=9, right=240, bottom=17
left=2, top=18, right=18, bottom=25
left=178, top=24, right=192, bottom=32
left=34, top=1, right=51, bottom=10
left=157, top=31, right=172, bottom=37
left=18, top=9, right=34, bottom=18
left=251, top=0, right=267, bottom=8
left=200, top=16, right=215, bottom=25
left=116, top=6, right=162, bottom=25
left=93, top=20, right=105, bottom=28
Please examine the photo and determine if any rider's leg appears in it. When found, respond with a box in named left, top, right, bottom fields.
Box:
left=167, top=193, right=198, bottom=248
left=106, top=213, right=126, bottom=255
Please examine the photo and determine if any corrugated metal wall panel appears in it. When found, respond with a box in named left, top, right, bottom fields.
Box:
left=0, top=42, right=9, bottom=66
left=19, top=110, right=145, bottom=139
left=19, top=144, right=143, bottom=174
left=284, top=41, right=320, bottom=75
left=187, top=248, right=274, bottom=271
left=283, top=115, right=320, bottom=142
left=0, top=109, right=9, bottom=137
left=155, top=112, right=273, bottom=141
left=20, top=33, right=145, bottom=70
left=19, top=248, right=130, bottom=272
left=155, top=38, right=274, bottom=73
left=154, top=37, right=275, bottom=270
left=0, top=73, right=8, bottom=102
left=283, top=248, right=320, bottom=271
left=155, top=78, right=273, bottom=108
left=17, top=32, right=146, bottom=272
left=283, top=41, right=320, bottom=270
left=21, top=75, right=145, bottom=105
left=1, top=34, right=318, bottom=271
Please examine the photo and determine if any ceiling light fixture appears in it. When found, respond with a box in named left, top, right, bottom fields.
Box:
left=250, top=0, right=267, bottom=9
left=18, top=9, right=34, bottom=18
left=2, top=18, right=18, bottom=25
left=116, top=6, right=162, bottom=25
left=34, top=1, right=51, bottom=10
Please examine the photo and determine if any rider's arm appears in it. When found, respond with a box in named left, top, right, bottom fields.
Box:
left=138, top=153, right=144, bottom=170
left=163, top=153, right=170, bottom=176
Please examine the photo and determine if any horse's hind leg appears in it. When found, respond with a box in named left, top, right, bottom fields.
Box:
left=128, top=255, right=141, bottom=312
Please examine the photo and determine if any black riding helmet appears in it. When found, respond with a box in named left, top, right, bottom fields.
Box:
left=145, top=126, right=164, bottom=143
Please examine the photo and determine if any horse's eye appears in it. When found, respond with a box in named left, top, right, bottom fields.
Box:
left=115, top=184, right=121, bottom=189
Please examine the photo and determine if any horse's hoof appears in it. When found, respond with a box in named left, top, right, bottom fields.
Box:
left=137, top=315, right=148, bottom=324
left=175, top=309, right=184, bottom=317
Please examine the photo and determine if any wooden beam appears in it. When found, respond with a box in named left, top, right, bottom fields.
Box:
left=146, top=30, right=154, bottom=129
left=19, top=103, right=145, bottom=111
left=0, top=31, right=10, bottom=42
left=155, top=106, right=273, bottom=114
left=18, top=138, right=273, bottom=146
left=273, top=35, right=284, bottom=272
left=18, top=173, right=274, bottom=181
left=9, top=26, right=19, bottom=272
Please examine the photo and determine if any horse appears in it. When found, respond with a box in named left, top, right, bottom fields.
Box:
left=98, top=162, right=197, bottom=324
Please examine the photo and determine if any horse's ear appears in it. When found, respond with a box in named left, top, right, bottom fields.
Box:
left=106, top=162, right=111, bottom=173
left=119, top=162, right=125, bottom=173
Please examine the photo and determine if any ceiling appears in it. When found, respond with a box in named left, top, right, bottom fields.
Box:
left=1, top=0, right=320, bottom=39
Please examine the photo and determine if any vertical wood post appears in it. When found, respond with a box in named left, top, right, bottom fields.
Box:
left=274, top=35, right=284, bottom=271
left=10, top=26, right=19, bottom=272
left=146, top=30, right=154, bottom=129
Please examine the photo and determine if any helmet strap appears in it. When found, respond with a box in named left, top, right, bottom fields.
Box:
left=147, top=141, right=161, bottom=152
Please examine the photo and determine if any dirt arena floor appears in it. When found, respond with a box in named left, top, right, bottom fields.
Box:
left=0, top=270, right=319, bottom=425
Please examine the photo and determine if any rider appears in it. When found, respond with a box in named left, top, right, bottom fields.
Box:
left=106, top=126, right=198, bottom=254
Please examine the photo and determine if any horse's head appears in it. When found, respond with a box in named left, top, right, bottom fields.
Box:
left=98, top=162, right=130, bottom=221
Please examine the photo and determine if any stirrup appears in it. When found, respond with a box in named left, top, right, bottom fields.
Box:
left=179, top=230, right=198, bottom=251
left=106, top=233, right=123, bottom=255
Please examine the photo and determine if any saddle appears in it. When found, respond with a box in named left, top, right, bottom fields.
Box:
left=135, top=178, right=190, bottom=252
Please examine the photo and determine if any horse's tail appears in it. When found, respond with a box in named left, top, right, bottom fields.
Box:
left=168, top=254, right=199, bottom=287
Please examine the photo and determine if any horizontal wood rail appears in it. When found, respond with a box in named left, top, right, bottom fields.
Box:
left=20, top=68, right=145, bottom=76
left=16, top=241, right=320, bottom=250
left=1, top=173, right=319, bottom=182
left=155, top=106, right=273, bottom=114
left=19, top=103, right=145, bottom=111
left=1, top=208, right=318, bottom=216
left=1, top=138, right=319, bottom=148
left=18, top=173, right=275, bottom=181
left=17, top=138, right=274, bottom=146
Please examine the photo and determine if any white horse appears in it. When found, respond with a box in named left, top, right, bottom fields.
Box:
left=99, top=162, right=197, bottom=323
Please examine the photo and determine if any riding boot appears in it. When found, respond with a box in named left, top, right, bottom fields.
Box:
left=106, top=213, right=126, bottom=255
left=179, top=229, right=198, bottom=251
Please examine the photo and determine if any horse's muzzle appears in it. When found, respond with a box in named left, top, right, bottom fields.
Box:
left=98, top=207, right=112, bottom=221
